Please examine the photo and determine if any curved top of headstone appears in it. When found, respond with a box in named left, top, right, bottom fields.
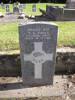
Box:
left=19, top=21, right=57, bottom=27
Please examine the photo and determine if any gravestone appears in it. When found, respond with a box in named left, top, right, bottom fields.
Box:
left=23, top=4, right=26, bottom=9
left=66, top=0, right=75, bottom=8
left=19, top=4, right=23, bottom=13
left=46, top=5, right=64, bottom=20
left=13, top=6, right=19, bottom=14
left=19, top=22, right=58, bottom=86
left=32, top=4, right=36, bottom=12
left=40, top=4, right=75, bottom=21
left=63, top=0, right=75, bottom=20
left=13, top=3, right=19, bottom=14
left=6, top=5, right=10, bottom=13
left=1, top=2, right=4, bottom=9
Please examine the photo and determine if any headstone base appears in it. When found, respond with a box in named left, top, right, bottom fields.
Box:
left=63, top=8, right=75, bottom=21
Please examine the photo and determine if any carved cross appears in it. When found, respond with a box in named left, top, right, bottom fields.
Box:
left=24, top=42, right=53, bottom=79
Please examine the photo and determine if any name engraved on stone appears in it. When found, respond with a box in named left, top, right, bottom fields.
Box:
left=19, top=22, right=58, bottom=86
left=24, top=28, right=52, bottom=40
left=24, top=42, right=53, bottom=79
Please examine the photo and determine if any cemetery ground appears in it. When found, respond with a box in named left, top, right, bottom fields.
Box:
left=0, top=3, right=75, bottom=51
left=0, top=3, right=65, bottom=16
left=0, top=3, right=75, bottom=100
left=0, top=23, right=75, bottom=99
left=0, top=22, right=75, bottom=51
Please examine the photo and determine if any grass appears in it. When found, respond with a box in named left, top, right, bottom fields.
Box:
left=0, top=21, right=75, bottom=51
left=0, top=3, right=65, bottom=15
left=0, top=3, right=75, bottom=51
left=56, top=22, right=75, bottom=47
left=0, top=23, right=19, bottom=51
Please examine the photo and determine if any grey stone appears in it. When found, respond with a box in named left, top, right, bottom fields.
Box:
left=6, top=5, right=10, bottom=13
left=13, top=3, right=19, bottom=14
left=66, top=0, right=75, bottom=9
left=19, top=22, right=58, bottom=86
left=19, top=4, right=23, bottom=13
left=23, top=4, right=26, bottom=9
left=46, top=5, right=64, bottom=20
left=64, top=0, right=75, bottom=20
left=13, top=7, right=19, bottom=14
left=41, top=4, right=75, bottom=21
left=1, top=2, right=5, bottom=9
left=0, top=48, right=75, bottom=76
left=32, top=4, right=36, bottom=12
left=63, top=8, right=75, bottom=21
left=0, top=76, right=67, bottom=98
left=13, top=3, right=17, bottom=8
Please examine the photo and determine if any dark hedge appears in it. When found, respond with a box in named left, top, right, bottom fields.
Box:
left=0, top=0, right=66, bottom=3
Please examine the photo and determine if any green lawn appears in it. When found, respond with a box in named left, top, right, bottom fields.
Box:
left=0, top=23, right=19, bottom=51
left=0, top=3, right=65, bottom=15
left=0, top=3, right=75, bottom=51
left=0, top=21, right=75, bottom=51
left=57, top=22, right=75, bottom=47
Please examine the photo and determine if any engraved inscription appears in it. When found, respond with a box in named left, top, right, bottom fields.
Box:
left=24, top=28, right=51, bottom=40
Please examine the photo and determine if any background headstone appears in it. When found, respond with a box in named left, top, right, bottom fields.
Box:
left=13, top=3, right=19, bottom=14
left=6, top=5, right=10, bottom=13
left=19, top=22, right=58, bottom=86
left=1, top=2, right=5, bottom=9
left=19, top=4, right=23, bottom=13
left=23, top=4, right=26, bottom=9
left=32, top=4, right=36, bottom=12
left=66, top=0, right=75, bottom=8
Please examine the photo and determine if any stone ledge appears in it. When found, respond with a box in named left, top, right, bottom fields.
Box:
left=0, top=47, right=75, bottom=76
left=0, top=75, right=67, bottom=99
left=0, top=47, right=75, bottom=55
left=0, top=75, right=75, bottom=100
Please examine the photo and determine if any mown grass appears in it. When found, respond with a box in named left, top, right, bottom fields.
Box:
left=56, top=22, right=75, bottom=47
left=0, top=21, right=75, bottom=51
left=0, top=23, right=19, bottom=51
left=0, top=3, right=75, bottom=51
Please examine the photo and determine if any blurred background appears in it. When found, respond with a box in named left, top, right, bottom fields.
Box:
left=0, top=0, right=66, bottom=3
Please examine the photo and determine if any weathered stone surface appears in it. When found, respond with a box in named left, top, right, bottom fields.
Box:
left=13, top=7, right=19, bottom=14
left=23, top=4, right=26, bottom=9
left=46, top=5, right=64, bottom=20
left=39, top=4, right=75, bottom=21
left=66, top=0, right=75, bottom=9
left=19, top=4, right=23, bottom=13
left=6, top=5, right=10, bottom=13
left=0, top=75, right=75, bottom=99
left=63, top=8, right=75, bottom=21
left=0, top=75, right=67, bottom=99
left=0, top=48, right=75, bottom=76
left=1, top=2, right=5, bottom=9
left=19, top=22, right=58, bottom=86
left=32, top=4, right=36, bottom=12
